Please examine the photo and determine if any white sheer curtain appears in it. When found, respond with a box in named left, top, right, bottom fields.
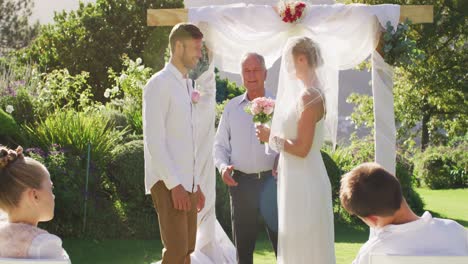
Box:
left=190, top=3, right=399, bottom=170
left=180, top=3, right=399, bottom=264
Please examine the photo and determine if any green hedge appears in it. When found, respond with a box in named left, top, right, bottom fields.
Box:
left=107, top=140, right=158, bottom=239
left=0, top=108, right=18, bottom=137
left=414, top=143, right=467, bottom=189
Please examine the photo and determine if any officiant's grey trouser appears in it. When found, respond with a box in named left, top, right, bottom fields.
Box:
left=151, top=180, right=198, bottom=264
left=229, top=170, right=278, bottom=264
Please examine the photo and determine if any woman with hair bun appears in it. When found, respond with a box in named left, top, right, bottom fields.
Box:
left=0, top=146, right=69, bottom=261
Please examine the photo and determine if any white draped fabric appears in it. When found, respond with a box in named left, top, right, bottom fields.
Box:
left=178, top=2, right=399, bottom=263
left=188, top=3, right=399, bottom=170
left=190, top=63, right=237, bottom=264
left=372, top=51, right=396, bottom=175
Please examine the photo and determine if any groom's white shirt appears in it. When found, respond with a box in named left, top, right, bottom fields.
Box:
left=353, top=212, right=468, bottom=264
left=143, top=63, right=199, bottom=194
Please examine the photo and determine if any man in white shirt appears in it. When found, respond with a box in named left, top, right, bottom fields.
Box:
left=143, top=23, right=206, bottom=264
left=340, top=163, right=468, bottom=264
left=214, top=53, right=278, bottom=264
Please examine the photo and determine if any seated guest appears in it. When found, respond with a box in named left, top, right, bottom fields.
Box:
left=340, top=162, right=468, bottom=264
left=0, top=146, right=69, bottom=260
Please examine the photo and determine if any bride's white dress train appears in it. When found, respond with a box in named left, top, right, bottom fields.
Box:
left=277, top=99, right=335, bottom=264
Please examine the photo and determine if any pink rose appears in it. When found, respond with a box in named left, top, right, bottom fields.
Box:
left=252, top=102, right=262, bottom=115
left=264, top=105, right=274, bottom=115
left=191, top=90, right=201, bottom=104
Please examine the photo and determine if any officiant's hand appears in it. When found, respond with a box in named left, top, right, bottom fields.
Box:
left=222, top=165, right=238, bottom=187
left=196, top=185, right=205, bottom=212
left=255, top=124, right=270, bottom=143
left=171, top=184, right=191, bottom=211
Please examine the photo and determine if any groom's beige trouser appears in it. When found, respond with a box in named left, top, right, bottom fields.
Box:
left=151, top=180, right=198, bottom=264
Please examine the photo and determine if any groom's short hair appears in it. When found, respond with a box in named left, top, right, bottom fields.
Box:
left=340, top=163, right=403, bottom=217
left=169, top=23, right=203, bottom=52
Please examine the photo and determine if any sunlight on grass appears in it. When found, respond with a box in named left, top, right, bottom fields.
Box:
left=64, top=188, right=468, bottom=264
left=416, top=188, right=468, bottom=228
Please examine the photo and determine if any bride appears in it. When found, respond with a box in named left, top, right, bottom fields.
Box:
left=256, top=36, right=336, bottom=264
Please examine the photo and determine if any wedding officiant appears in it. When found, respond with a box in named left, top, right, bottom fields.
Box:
left=214, top=53, right=278, bottom=264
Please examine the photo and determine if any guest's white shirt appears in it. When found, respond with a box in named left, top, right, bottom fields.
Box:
left=28, top=234, right=70, bottom=260
left=353, top=211, right=468, bottom=264
left=143, top=63, right=199, bottom=193
left=214, top=92, right=276, bottom=174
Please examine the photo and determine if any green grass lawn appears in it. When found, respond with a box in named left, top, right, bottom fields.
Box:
left=63, top=188, right=468, bottom=264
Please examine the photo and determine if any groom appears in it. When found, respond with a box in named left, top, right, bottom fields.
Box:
left=143, top=23, right=205, bottom=264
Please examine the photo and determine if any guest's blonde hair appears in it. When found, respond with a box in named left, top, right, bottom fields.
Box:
left=0, top=146, right=48, bottom=212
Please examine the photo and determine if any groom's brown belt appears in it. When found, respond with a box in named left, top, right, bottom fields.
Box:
left=234, top=170, right=272, bottom=180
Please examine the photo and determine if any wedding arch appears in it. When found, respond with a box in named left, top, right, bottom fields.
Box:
left=147, top=1, right=433, bottom=263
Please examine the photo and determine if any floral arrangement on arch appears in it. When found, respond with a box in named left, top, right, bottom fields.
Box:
left=278, top=1, right=307, bottom=23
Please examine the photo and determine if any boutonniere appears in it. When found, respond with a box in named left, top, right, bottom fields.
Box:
left=191, top=90, right=201, bottom=104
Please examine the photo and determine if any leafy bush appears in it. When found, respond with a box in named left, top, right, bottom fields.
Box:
left=0, top=59, right=41, bottom=126
left=26, top=147, right=87, bottom=237
left=215, top=72, right=245, bottom=103
left=25, top=110, right=128, bottom=165
left=33, top=69, right=94, bottom=117
left=414, top=143, right=467, bottom=189
left=106, top=56, right=152, bottom=134
left=26, top=146, right=131, bottom=239
left=21, top=0, right=184, bottom=101
left=107, top=140, right=158, bottom=238
left=101, top=107, right=129, bottom=131
left=0, top=108, right=19, bottom=142
left=321, top=150, right=343, bottom=210
left=381, top=20, right=425, bottom=67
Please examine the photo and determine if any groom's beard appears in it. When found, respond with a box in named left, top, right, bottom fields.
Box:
left=181, top=48, right=199, bottom=70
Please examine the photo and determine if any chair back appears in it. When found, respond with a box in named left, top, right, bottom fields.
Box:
left=369, top=254, right=468, bottom=264
left=0, top=259, right=70, bottom=264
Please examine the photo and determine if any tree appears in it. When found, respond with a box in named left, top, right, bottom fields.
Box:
left=0, top=0, right=39, bottom=54
left=20, top=0, right=183, bottom=101
left=348, top=0, right=467, bottom=150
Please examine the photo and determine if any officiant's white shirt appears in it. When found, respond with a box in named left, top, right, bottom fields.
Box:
left=353, top=211, right=468, bottom=264
left=143, top=63, right=199, bottom=194
left=214, top=92, right=276, bottom=174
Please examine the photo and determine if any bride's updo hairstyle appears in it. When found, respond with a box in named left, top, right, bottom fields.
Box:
left=291, top=37, right=324, bottom=69
left=0, top=146, right=47, bottom=212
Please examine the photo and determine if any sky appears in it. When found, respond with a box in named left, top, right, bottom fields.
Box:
left=31, top=0, right=96, bottom=24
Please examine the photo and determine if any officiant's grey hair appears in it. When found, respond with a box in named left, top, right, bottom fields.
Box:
left=240, top=53, right=266, bottom=71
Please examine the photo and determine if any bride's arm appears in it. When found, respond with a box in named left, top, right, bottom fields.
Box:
left=257, top=94, right=324, bottom=158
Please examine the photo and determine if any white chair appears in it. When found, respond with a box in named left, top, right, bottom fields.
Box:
left=0, top=259, right=70, bottom=264
left=369, top=254, right=468, bottom=264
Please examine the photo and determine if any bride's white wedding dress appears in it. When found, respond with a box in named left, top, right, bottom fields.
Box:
left=276, top=88, right=335, bottom=264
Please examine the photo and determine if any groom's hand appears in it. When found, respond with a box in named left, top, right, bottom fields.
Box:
left=222, top=165, right=238, bottom=187
left=171, top=184, right=191, bottom=211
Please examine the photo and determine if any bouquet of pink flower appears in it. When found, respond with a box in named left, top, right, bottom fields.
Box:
left=245, top=97, right=275, bottom=125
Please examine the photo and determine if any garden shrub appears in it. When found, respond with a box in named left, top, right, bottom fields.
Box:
left=26, top=147, right=87, bottom=237
left=107, top=140, right=158, bottom=238
left=25, top=109, right=128, bottom=166
left=0, top=108, right=18, bottom=138
left=414, top=143, right=467, bottom=189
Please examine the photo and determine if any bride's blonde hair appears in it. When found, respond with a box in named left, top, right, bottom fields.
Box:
left=292, top=37, right=323, bottom=68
